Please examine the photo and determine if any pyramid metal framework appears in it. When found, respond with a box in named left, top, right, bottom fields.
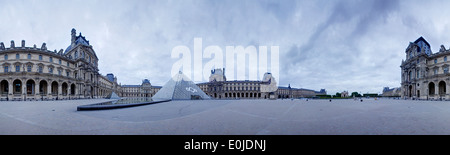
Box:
left=152, top=71, right=211, bottom=100
left=105, top=91, right=121, bottom=99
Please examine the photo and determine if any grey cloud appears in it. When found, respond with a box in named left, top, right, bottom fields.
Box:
left=1, top=0, right=448, bottom=94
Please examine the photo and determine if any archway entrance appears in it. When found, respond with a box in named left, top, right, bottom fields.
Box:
left=70, top=84, right=75, bottom=95
left=39, top=80, right=48, bottom=95
left=13, top=79, right=22, bottom=95
left=62, top=82, right=68, bottom=96
left=51, top=81, right=58, bottom=95
left=26, top=80, right=35, bottom=95
left=408, top=85, right=413, bottom=98
left=439, top=81, right=446, bottom=96
left=0, top=80, right=8, bottom=95
left=429, top=82, right=436, bottom=96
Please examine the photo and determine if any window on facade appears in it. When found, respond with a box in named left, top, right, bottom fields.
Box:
left=38, top=66, right=42, bottom=73
left=16, top=54, right=19, bottom=59
left=435, top=59, right=438, bottom=64
left=4, top=54, right=7, bottom=60
left=39, top=55, right=42, bottom=60
left=15, top=65, right=20, bottom=72
left=49, top=57, right=53, bottom=63
left=66, top=71, right=69, bottom=77
left=4, top=66, right=8, bottom=73
left=27, top=65, right=31, bottom=72
left=445, top=67, right=449, bottom=74
left=416, top=70, right=420, bottom=78
left=409, top=71, right=412, bottom=81
left=59, top=59, right=61, bottom=64
left=434, top=68, right=438, bottom=75
left=445, top=56, right=448, bottom=62
left=48, top=67, right=53, bottom=74
left=27, top=54, right=31, bottom=59
left=67, top=62, right=69, bottom=67
left=58, top=69, right=61, bottom=75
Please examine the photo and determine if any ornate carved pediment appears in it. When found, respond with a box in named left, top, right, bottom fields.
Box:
left=13, top=62, right=22, bottom=66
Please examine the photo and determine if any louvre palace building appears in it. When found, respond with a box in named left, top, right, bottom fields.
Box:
left=401, top=37, right=450, bottom=100
left=198, top=68, right=326, bottom=99
left=0, top=28, right=123, bottom=101
left=0, top=28, right=325, bottom=101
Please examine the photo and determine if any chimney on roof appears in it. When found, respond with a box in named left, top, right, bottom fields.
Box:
left=71, top=28, right=76, bottom=46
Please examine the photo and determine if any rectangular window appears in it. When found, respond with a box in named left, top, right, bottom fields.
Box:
left=38, top=66, right=43, bottom=73
left=434, top=68, right=438, bottom=75
left=4, top=54, right=7, bottom=60
left=4, top=66, right=8, bottom=73
left=59, top=59, right=61, bottom=64
left=48, top=67, right=53, bottom=74
left=16, top=54, right=19, bottom=59
left=27, top=65, right=31, bottom=72
left=445, top=67, right=449, bottom=74
left=15, top=65, right=20, bottom=72
left=27, top=54, right=31, bottom=59
left=66, top=71, right=69, bottom=77
left=58, top=70, right=61, bottom=75
left=39, top=55, right=42, bottom=60
left=49, top=57, right=53, bottom=63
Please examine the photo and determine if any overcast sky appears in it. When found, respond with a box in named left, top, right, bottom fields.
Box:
left=1, top=0, right=450, bottom=94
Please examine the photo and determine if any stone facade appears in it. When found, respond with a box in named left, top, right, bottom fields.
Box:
left=198, top=68, right=326, bottom=99
left=0, top=29, right=121, bottom=100
left=120, top=79, right=161, bottom=97
left=400, top=36, right=450, bottom=100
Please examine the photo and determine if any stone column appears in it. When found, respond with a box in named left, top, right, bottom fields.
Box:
left=35, top=82, right=40, bottom=100
left=435, top=84, right=439, bottom=99
left=47, top=83, right=52, bottom=99
left=23, top=83, right=26, bottom=100
left=68, top=85, right=71, bottom=99
left=446, top=82, right=450, bottom=100
left=58, top=83, right=62, bottom=99
left=8, top=80, right=12, bottom=100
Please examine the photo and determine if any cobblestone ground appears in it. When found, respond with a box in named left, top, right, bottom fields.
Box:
left=1, top=98, right=450, bottom=135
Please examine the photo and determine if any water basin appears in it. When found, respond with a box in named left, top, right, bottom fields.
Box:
left=77, top=97, right=171, bottom=111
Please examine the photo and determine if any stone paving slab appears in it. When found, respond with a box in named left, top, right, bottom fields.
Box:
left=1, top=98, right=450, bottom=134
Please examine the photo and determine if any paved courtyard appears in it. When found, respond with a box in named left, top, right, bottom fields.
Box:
left=2, top=98, right=450, bottom=134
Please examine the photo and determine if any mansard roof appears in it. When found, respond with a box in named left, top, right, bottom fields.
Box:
left=65, top=32, right=91, bottom=54
left=414, top=36, right=431, bottom=49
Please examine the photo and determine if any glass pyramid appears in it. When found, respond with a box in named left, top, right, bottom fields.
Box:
left=106, top=91, right=121, bottom=99
left=152, top=71, right=211, bottom=100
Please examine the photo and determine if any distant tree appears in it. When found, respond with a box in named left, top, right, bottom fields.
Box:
left=335, top=92, right=341, bottom=97
left=351, top=92, right=362, bottom=97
